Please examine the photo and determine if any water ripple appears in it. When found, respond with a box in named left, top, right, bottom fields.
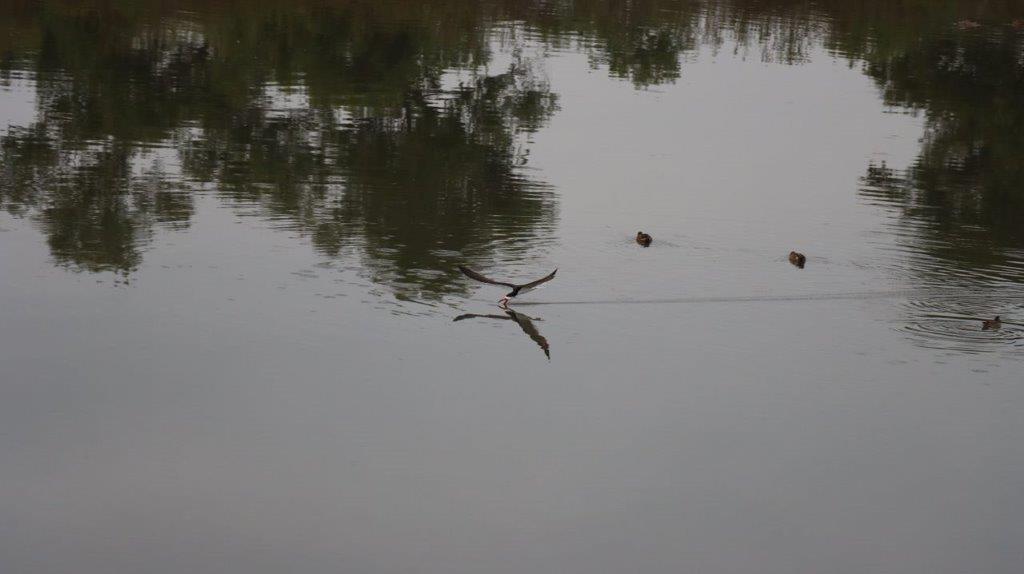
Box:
left=900, top=297, right=1023, bottom=354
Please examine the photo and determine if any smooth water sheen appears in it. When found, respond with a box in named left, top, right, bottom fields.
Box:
left=2, top=2, right=1023, bottom=573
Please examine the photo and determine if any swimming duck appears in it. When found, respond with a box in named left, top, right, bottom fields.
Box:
left=982, top=316, right=1001, bottom=330
left=636, top=231, right=653, bottom=247
left=788, top=251, right=806, bottom=268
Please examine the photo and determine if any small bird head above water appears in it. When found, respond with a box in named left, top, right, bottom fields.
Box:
left=636, top=231, right=653, bottom=247
left=788, top=251, right=806, bottom=268
left=982, top=316, right=1002, bottom=330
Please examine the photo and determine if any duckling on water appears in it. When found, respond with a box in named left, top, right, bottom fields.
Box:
left=636, top=231, right=653, bottom=247
left=788, top=251, right=806, bottom=268
left=982, top=316, right=1001, bottom=330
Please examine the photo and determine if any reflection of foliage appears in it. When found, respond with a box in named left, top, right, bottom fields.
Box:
left=529, top=0, right=701, bottom=86
left=184, top=64, right=557, bottom=295
left=0, top=129, right=191, bottom=272
left=330, top=73, right=558, bottom=292
left=0, top=0, right=557, bottom=287
left=0, top=129, right=174, bottom=272
left=854, top=11, right=1024, bottom=255
left=697, top=0, right=1024, bottom=258
left=861, top=162, right=1018, bottom=274
left=0, top=2, right=212, bottom=272
left=40, top=146, right=143, bottom=273
left=2, top=0, right=1023, bottom=280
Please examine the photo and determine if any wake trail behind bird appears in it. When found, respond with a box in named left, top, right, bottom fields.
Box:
left=512, top=289, right=1024, bottom=306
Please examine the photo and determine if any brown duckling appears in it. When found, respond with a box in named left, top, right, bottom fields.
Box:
left=636, top=231, right=653, bottom=247
left=982, top=316, right=1001, bottom=330
left=788, top=251, right=806, bottom=269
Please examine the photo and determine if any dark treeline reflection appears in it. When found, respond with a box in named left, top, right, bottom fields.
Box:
left=0, top=0, right=560, bottom=292
left=707, top=0, right=1024, bottom=267
left=857, top=15, right=1024, bottom=260
left=1, top=0, right=1023, bottom=287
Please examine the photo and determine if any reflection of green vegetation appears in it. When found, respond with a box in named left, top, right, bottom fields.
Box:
left=0, top=0, right=557, bottom=288
left=703, top=0, right=1024, bottom=258
left=555, top=0, right=1024, bottom=262
left=527, top=0, right=701, bottom=86
left=187, top=65, right=557, bottom=294
left=1, top=0, right=1023, bottom=282
left=858, top=21, right=1024, bottom=248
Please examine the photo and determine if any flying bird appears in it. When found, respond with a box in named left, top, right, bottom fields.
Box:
left=458, top=265, right=557, bottom=308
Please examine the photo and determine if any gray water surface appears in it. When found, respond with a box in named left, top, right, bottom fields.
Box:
left=2, top=2, right=1023, bottom=573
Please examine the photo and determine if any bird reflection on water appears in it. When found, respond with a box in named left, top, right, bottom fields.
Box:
left=453, top=309, right=551, bottom=359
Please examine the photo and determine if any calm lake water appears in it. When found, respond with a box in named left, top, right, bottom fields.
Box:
left=2, top=1, right=1023, bottom=573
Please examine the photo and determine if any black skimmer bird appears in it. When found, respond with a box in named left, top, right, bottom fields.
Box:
left=982, top=316, right=1002, bottom=330
left=636, top=231, right=653, bottom=247
left=789, top=251, right=806, bottom=268
left=453, top=309, right=550, bottom=359
left=459, top=265, right=557, bottom=308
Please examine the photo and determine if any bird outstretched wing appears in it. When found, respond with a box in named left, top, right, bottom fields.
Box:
left=519, top=268, right=557, bottom=291
left=458, top=266, right=517, bottom=289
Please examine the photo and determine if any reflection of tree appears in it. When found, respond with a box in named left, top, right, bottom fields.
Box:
left=694, top=0, right=1024, bottom=261
left=2, top=0, right=1023, bottom=280
left=858, top=23, right=1024, bottom=253
left=0, top=1, right=557, bottom=289
left=185, top=63, right=557, bottom=296
left=527, top=0, right=701, bottom=86
left=329, top=73, right=558, bottom=293
left=1, top=4, right=209, bottom=272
